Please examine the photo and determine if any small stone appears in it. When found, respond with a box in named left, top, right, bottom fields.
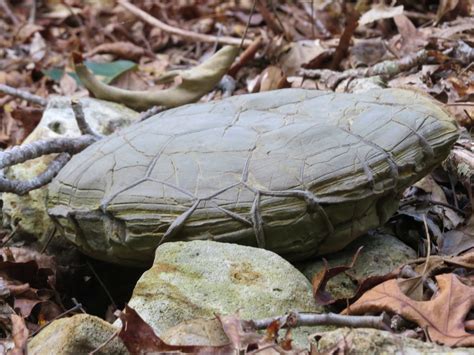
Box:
left=313, top=328, right=473, bottom=354
left=28, top=314, right=127, bottom=355
left=297, top=233, right=417, bottom=299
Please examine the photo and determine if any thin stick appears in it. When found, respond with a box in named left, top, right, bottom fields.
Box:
left=240, top=0, right=257, bottom=50
left=118, top=0, right=251, bottom=48
left=29, top=303, right=84, bottom=338
left=0, top=0, right=19, bottom=25
left=249, top=311, right=390, bottom=331
left=0, top=226, right=17, bottom=247
left=71, top=99, right=102, bottom=138
left=0, top=84, right=47, bottom=106
left=86, top=261, right=117, bottom=310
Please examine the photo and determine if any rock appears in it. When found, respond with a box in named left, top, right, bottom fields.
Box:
left=28, top=314, right=127, bottom=355
left=2, top=96, right=138, bottom=240
left=161, top=318, right=230, bottom=347
left=297, top=233, right=416, bottom=299
left=313, top=328, right=473, bottom=354
left=123, top=241, right=322, bottom=347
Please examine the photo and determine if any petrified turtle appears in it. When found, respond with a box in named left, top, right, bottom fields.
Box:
left=47, top=89, right=459, bottom=266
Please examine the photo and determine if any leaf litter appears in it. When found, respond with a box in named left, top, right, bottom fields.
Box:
left=0, top=0, right=472, bottom=353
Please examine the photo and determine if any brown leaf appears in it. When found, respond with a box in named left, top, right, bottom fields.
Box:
left=86, top=42, right=148, bottom=61
left=436, top=0, right=470, bottom=23
left=344, top=273, right=474, bottom=346
left=259, top=66, right=289, bottom=92
left=9, top=315, right=28, bottom=355
left=118, top=305, right=234, bottom=354
left=312, top=247, right=362, bottom=305
left=217, top=314, right=261, bottom=351
left=10, top=106, right=43, bottom=142
left=441, top=215, right=474, bottom=256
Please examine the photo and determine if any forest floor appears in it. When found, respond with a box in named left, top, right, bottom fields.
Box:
left=0, top=0, right=473, bottom=353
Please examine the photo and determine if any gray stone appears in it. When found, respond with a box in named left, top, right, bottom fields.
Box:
left=298, top=233, right=416, bottom=299
left=123, top=240, right=322, bottom=347
left=2, top=96, right=138, bottom=240
left=28, top=314, right=127, bottom=355
left=313, top=328, right=474, bottom=354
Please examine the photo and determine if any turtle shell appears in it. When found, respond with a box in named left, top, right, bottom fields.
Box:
left=47, top=89, right=459, bottom=265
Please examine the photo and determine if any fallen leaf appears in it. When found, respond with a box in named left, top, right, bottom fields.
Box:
left=259, top=66, right=289, bottom=92
left=440, top=215, right=474, bottom=255
left=29, top=32, right=46, bottom=63
left=312, top=247, right=362, bottom=305
left=278, top=40, right=331, bottom=75
left=86, top=42, right=148, bottom=61
left=358, top=4, right=404, bottom=26
left=344, top=273, right=474, bottom=346
left=118, top=305, right=234, bottom=354
left=9, top=315, right=28, bottom=355
left=436, top=0, right=470, bottom=23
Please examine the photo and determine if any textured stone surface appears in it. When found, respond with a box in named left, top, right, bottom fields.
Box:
left=122, top=240, right=321, bottom=343
left=313, top=328, right=473, bottom=354
left=48, top=88, right=458, bottom=265
left=297, top=233, right=417, bottom=299
left=28, top=314, right=127, bottom=355
left=2, top=96, right=138, bottom=240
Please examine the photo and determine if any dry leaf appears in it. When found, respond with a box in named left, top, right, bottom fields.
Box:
left=86, top=42, right=148, bottom=61
left=9, top=315, right=28, bottom=355
left=259, top=66, right=289, bottom=92
left=441, top=216, right=474, bottom=256
left=359, top=4, right=404, bottom=26
left=312, top=247, right=362, bottom=305
left=344, top=273, right=474, bottom=347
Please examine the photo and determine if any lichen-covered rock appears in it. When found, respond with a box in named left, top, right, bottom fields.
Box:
left=122, top=241, right=321, bottom=341
left=2, top=97, right=138, bottom=240
left=297, top=233, right=417, bottom=299
left=47, top=88, right=459, bottom=265
left=28, top=314, right=127, bottom=355
left=313, top=328, right=473, bottom=354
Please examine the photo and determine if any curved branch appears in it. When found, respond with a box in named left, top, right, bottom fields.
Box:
left=0, top=135, right=97, bottom=170
left=0, top=100, right=102, bottom=195
left=118, top=0, right=252, bottom=48
left=0, top=153, right=71, bottom=195
left=0, top=84, right=47, bottom=106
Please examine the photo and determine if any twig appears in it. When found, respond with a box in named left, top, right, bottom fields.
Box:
left=118, top=0, right=251, bottom=47
left=0, top=0, right=19, bottom=25
left=138, top=105, right=167, bottom=122
left=240, top=0, right=257, bottom=50
left=86, top=261, right=117, bottom=310
left=248, top=311, right=390, bottom=331
left=40, top=225, right=57, bottom=254
left=89, top=329, right=120, bottom=355
left=300, top=49, right=428, bottom=90
left=71, top=99, right=102, bottom=138
left=400, top=265, right=438, bottom=295
left=29, top=0, right=36, bottom=24
left=0, top=226, right=17, bottom=247
left=330, top=8, right=360, bottom=70
left=0, top=84, right=47, bottom=106
left=256, top=0, right=285, bottom=37
left=229, top=37, right=263, bottom=78
left=0, top=153, right=71, bottom=195
left=29, top=303, right=84, bottom=338
left=71, top=297, right=86, bottom=313
left=0, top=100, right=101, bottom=195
